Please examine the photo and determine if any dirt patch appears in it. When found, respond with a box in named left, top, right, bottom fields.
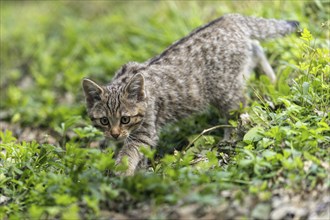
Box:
left=100, top=186, right=330, bottom=219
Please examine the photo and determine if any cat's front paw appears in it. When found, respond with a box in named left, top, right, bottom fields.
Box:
left=114, top=158, right=136, bottom=176
left=114, top=168, right=135, bottom=176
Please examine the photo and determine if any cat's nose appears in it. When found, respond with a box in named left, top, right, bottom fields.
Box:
left=111, top=133, right=120, bottom=139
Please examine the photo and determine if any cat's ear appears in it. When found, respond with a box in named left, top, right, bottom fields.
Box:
left=125, top=73, right=145, bottom=102
left=82, top=78, right=104, bottom=108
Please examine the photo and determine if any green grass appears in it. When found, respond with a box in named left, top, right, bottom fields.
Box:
left=1, top=1, right=329, bottom=219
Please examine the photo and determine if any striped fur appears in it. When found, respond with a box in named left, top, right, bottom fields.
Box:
left=82, top=14, right=299, bottom=175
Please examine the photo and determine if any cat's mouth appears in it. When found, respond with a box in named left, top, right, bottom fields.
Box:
left=113, top=135, right=127, bottom=141
left=104, top=131, right=128, bottom=141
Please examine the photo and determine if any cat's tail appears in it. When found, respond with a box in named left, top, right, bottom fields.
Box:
left=222, top=14, right=299, bottom=40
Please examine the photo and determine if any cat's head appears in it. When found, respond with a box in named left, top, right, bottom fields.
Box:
left=82, top=73, right=147, bottom=141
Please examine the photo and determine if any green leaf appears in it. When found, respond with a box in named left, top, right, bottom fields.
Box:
left=302, top=82, right=310, bottom=95
left=62, top=204, right=80, bottom=220
left=115, top=156, right=129, bottom=173
left=53, top=194, right=77, bottom=206
left=0, top=130, right=16, bottom=143
left=239, top=159, right=253, bottom=167
left=243, top=126, right=264, bottom=143
left=300, top=28, right=313, bottom=41
left=139, top=146, right=156, bottom=160
left=262, top=150, right=277, bottom=161
left=303, top=151, right=321, bottom=165
left=29, top=205, right=44, bottom=219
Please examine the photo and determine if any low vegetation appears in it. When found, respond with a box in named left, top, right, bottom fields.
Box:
left=1, top=1, right=329, bottom=219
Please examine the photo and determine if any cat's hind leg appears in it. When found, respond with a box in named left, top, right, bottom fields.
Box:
left=252, top=40, right=276, bottom=83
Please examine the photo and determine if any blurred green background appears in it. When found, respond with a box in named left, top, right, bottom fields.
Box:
left=0, top=0, right=328, bottom=129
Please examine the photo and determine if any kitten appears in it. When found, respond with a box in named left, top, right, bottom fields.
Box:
left=82, top=14, right=299, bottom=175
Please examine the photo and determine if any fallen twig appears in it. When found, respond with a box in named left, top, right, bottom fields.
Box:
left=184, top=124, right=233, bottom=151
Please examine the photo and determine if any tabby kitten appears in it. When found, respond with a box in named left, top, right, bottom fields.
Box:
left=82, top=14, right=299, bottom=175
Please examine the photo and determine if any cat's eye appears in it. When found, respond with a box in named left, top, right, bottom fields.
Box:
left=100, top=117, right=109, bottom=125
left=120, top=116, right=130, bottom=124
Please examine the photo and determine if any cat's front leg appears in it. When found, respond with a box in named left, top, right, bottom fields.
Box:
left=115, top=141, right=144, bottom=176
left=115, top=123, right=158, bottom=176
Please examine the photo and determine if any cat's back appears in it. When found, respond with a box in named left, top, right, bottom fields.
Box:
left=147, top=13, right=297, bottom=69
left=147, top=14, right=247, bottom=67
